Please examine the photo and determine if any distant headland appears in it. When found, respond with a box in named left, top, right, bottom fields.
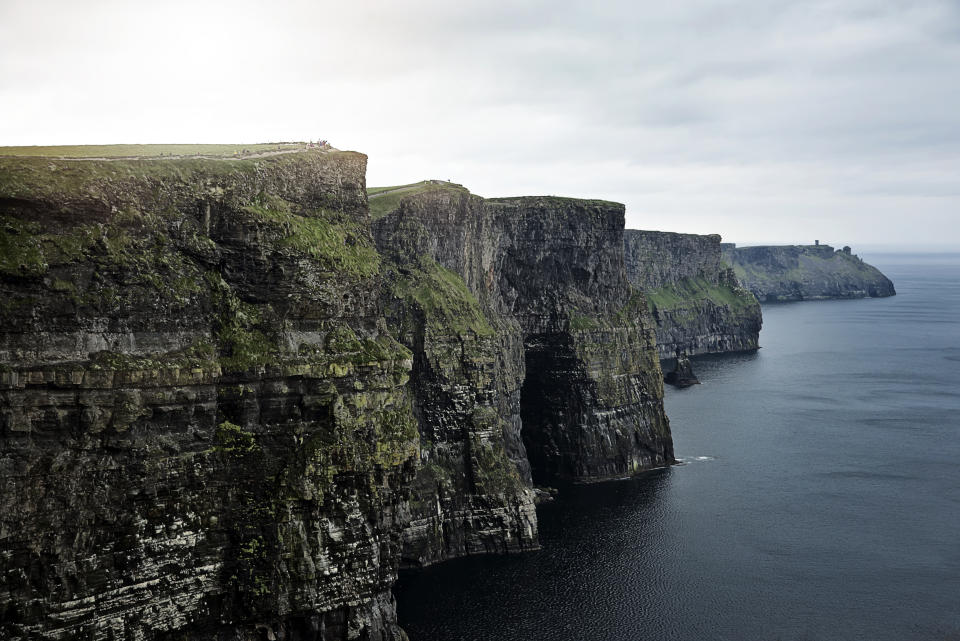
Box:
left=721, top=242, right=895, bottom=302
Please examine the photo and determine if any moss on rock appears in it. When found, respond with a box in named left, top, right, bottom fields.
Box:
left=388, top=256, right=495, bottom=338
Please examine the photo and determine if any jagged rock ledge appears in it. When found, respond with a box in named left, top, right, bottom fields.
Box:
left=664, top=351, right=700, bottom=388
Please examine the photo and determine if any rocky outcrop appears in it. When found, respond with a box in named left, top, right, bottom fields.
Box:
left=623, top=230, right=762, bottom=359
left=664, top=351, right=699, bottom=388
left=1, top=155, right=673, bottom=640
left=722, top=243, right=896, bottom=302
left=373, top=190, right=673, bottom=489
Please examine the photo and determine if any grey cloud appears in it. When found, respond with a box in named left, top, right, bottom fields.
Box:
left=1, top=0, right=958, bottom=246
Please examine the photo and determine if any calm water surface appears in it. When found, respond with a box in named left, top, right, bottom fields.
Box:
left=395, top=254, right=960, bottom=641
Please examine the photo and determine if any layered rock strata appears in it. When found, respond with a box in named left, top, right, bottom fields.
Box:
left=373, top=187, right=538, bottom=567
left=0, top=151, right=416, bottom=640
left=1, top=155, right=673, bottom=640
left=374, top=190, right=673, bottom=487
left=722, top=243, right=896, bottom=302
left=623, top=230, right=762, bottom=358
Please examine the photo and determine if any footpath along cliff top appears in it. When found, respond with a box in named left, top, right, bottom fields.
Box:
left=0, top=142, right=334, bottom=160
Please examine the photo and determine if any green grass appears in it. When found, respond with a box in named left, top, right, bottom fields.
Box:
left=0, top=155, right=266, bottom=208
left=367, top=180, right=455, bottom=196
left=366, top=184, right=414, bottom=196
left=240, top=194, right=381, bottom=279
left=486, top=195, right=622, bottom=209
left=471, top=440, right=525, bottom=497
left=390, top=256, right=494, bottom=337
left=569, top=310, right=600, bottom=331
left=0, top=143, right=308, bottom=158
left=646, top=276, right=757, bottom=312
left=367, top=180, right=468, bottom=219
left=214, top=420, right=257, bottom=454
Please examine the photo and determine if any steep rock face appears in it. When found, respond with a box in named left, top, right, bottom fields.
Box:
left=722, top=243, right=896, bottom=302
left=1, top=155, right=676, bottom=641
left=374, top=190, right=673, bottom=489
left=623, top=230, right=762, bottom=358
left=491, top=199, right=672, bottom=481
left=0, top=152, right=416, bottom=641
left=373, top=187, right=537, bottom=566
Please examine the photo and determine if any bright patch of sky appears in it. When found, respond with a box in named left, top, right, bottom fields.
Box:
left=2, top=0, right=958, bottom=247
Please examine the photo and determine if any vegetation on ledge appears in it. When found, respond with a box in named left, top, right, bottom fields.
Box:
left=485, top=195, right=623, bottom=209
left=388, top=256, right=495, bottom=338
left=239, top=192, right=381, bottom=279
left=645, top=276, right=756, bottom=313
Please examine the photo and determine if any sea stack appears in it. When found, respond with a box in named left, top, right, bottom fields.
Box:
left=664, top=350, right=700, bottom=388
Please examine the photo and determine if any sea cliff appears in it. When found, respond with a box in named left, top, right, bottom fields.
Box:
left=0, top=153, right=672, bottom=640
left=623, top=230, right=761, bottom=358
left=0, top=150, right=417, bottom=640
left=722, top=243, right=895, bottom=302
left=373, top=186, right=673, bottom=488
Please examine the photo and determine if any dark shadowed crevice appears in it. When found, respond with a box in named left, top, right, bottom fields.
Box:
left=519, top=332, right=584, bottom=485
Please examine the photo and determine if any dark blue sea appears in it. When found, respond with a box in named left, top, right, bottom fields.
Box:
left=394, top=253, right=960, bottom=641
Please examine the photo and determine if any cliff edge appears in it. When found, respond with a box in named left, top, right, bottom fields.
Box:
left=0, top=150, right=416, bottom=640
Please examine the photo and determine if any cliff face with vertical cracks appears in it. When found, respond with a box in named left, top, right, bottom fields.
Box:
left=722, top=243, right=896, bottom=302
left=373, top=189, right=673, bottom=489
left=623, top=230, right=762, bottom=358
left=372, top=186, right=538, bottom=568
left=1, top=155, right=673, bottom=641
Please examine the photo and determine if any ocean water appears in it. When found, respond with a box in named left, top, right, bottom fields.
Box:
left=394, top=253, right=960, bottom=641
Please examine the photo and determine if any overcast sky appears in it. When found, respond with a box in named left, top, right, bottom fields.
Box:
left=1, top=0, right=958, bottom=247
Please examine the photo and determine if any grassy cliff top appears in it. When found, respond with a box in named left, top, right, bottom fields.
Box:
left=366, top=183, right=624, bottom=220
left=0, top=142, right=322, bottom=159
left=367, top=180, right=469, bottom=220
left=624, top=229, right=722, bottom=243
left=0, top=147, right=365, bottom=203
left=486, top=195, right=623, bottom=208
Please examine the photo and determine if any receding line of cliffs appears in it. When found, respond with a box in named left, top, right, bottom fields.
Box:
left=621, top=233, right=896, bottom=362
left=0, top=151, right=671, bottom=641
left=0, top=141, right=894, bottom=641
left=721, top=242, right=896, bottom=302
